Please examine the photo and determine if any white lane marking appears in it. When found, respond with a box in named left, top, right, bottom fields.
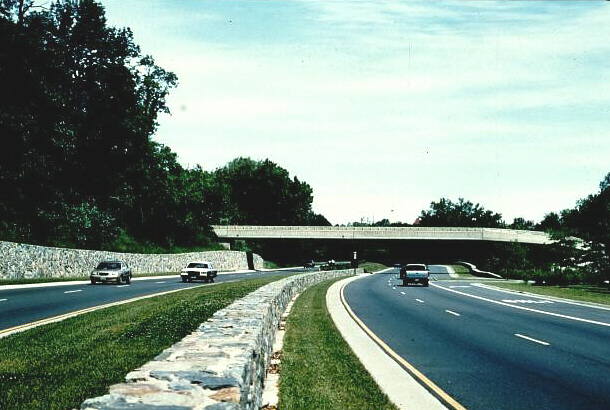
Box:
left=155, top=281, right=166, bottom=284
left=392, top=287, right=396, bottom=290
left=0, top=298, right=7, bottom=302
left=416, top=299, right=425, bottom=303
left=400, top=292, right=406, bottom=295
left=502, top=299, right=553, bottom=304
left=63, top=290, right=82, bottom=294
left=473, top=283, right=610, bottom=311
left=430, top=283, right=610, bottom=327
left=445, top=310, right=461, bottom=316
left=116, top=285, right=130, bottom=288
left=515, top=333, right=550, bottom=346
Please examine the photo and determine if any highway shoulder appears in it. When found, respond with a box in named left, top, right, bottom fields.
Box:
left=326, top=274, right=448, bottom=410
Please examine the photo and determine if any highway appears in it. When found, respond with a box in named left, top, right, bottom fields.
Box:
left=344, top=267, right=610, bottom=410
left=0, top=269, right=304, bottom=336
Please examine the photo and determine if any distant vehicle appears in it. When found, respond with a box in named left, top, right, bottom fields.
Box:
left=304, top=260, right=316, bottom=268
left=392, top=263, right=402, bottom=268
left=90, top=260, right=132, bottom=285
left=181, top=261, right=218, bottom=283
left=400, top=263, right=430, bottom=287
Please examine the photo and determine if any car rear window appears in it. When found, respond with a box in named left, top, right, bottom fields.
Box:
left=96, top=262, right=120, bottom=270
left=405, top=264, right=427, bottom=271
left=187, top=263, right=208, bottom=268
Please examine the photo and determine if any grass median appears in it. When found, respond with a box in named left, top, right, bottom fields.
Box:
left=279, top=278, right=398, bottom=410
left=0, top=276, right=286, bottom=410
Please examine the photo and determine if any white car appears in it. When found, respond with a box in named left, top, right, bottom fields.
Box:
left=181, top=261, right=218, bottom=283
left=90, top=260, right=132, bottom=285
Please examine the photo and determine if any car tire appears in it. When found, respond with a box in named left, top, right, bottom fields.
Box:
left=117, top=276, right=123, bottom=285
left=423, top=281, right=429, bottom=287
left=181, top=277, right=187, bottom=283
left=91, top=278, right=96, bottom=285
left=210, top=277, right=215, bottom=283
left=126, top=274, right=131, bottom=285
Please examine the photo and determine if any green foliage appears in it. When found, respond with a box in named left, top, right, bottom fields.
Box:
left=418, top=197, right=504, bottom=228
left=0, top=2, right=325, bottom=252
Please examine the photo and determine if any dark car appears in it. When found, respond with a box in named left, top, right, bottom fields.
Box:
left=304, top=260, right=316, bottom=268
left=90, top=260, right=132, bottom=285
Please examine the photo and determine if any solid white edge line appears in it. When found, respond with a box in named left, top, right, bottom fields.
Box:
left=445, top=310, right=460, bottom=317
left=472, top=283, right=610, bottom=311
left=430, top=283, right=610, bottom=327
left=514, top=333, right=550, bottom=346
left=63, top=289, right=82, bottom=294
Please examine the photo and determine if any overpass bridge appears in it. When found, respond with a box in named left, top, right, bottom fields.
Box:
left=212, top=225, right=554, bottom=245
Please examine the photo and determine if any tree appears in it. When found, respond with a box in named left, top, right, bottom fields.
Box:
left=418, top=198, right=504, bottom=228
left=509, top=217, right=535, bottom=231
left=213, top=157, right=316, bottom=226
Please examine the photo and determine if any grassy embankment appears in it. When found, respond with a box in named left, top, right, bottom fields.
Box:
left=279, top=277, right=398, bottom=410
left=0, top=276, right=286, bottom=410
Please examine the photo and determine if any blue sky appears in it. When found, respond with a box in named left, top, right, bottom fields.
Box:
left=101, top=1, right=610, bottom=225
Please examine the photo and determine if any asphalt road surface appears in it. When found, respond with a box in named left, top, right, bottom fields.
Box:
left=0, top=269, right=306, bottom=334
left=344, top=267, right=610, bottom=410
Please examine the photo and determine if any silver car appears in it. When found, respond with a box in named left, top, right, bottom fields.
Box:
left=90, top=260, right=132, bottom=285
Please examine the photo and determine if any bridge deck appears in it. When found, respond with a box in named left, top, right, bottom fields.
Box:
left=212, top=226, right=553, bottom=245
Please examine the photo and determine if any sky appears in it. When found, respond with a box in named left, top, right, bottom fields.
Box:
left=100, top=0, right=610, bottom=226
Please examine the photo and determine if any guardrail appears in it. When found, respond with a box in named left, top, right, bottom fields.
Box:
left=212, top=226, right=553, bottom=245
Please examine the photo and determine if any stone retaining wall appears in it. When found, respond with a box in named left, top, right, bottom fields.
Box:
left=81, top=268, right=361, bottom=410
left=0, top=241, right=263, bottom=280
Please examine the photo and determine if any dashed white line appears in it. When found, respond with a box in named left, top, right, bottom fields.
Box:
left=0, top=298, right=7, bottom=302
left=392, top=287, right=396, bottom=290
left=116, top=285, right=130, bottom=288
left=445, top=310, right=461, bottom=317
left=155, top=281, right=166, bottom=284
left=416, top=299, right=425, bottom=303
left=431, top=283, right=610, bottom=327
left=63, top=289, right=82, bottom=294
left=515, top=333, right=550, bottom=346
left=400, top=292, right=406, bottom=295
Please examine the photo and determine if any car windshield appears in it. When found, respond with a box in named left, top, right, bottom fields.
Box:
left=405, top=265, right=427, bottom=271
left=187, top=263, right=208, bottom=268
left=96, top=262, right=121, bottom=270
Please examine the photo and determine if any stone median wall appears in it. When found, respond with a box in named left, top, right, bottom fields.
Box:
left=81, top=268, right=361, bottom=410
left=0, top=241, right=263, bottom=280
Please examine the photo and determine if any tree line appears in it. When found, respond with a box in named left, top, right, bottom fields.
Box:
left=0, top=0, right=327, bottom=252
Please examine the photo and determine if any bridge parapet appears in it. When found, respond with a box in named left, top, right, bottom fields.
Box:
left=212, top=225, right=553, bottom=245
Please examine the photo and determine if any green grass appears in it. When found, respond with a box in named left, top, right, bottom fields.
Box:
left=359, top=262, right=388, bottom=273
left=0, top=276, right=284, bottom=410
left=279, top=278, right=398, bottom=410
left=490, top=282, right=610, bottom=306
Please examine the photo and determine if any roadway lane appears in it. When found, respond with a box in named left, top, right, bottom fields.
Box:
left=0, top=269, right=305, bottom=333
left=344, top=269, right=610, bottom=410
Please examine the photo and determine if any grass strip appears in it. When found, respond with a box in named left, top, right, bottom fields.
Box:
left=490, top=282, right=610, bottom=306
left=0, top=276, right=283, bottom=410
left=279, top=278, right=399, bottom=410
left=359, top=262, right=388, bottom=273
